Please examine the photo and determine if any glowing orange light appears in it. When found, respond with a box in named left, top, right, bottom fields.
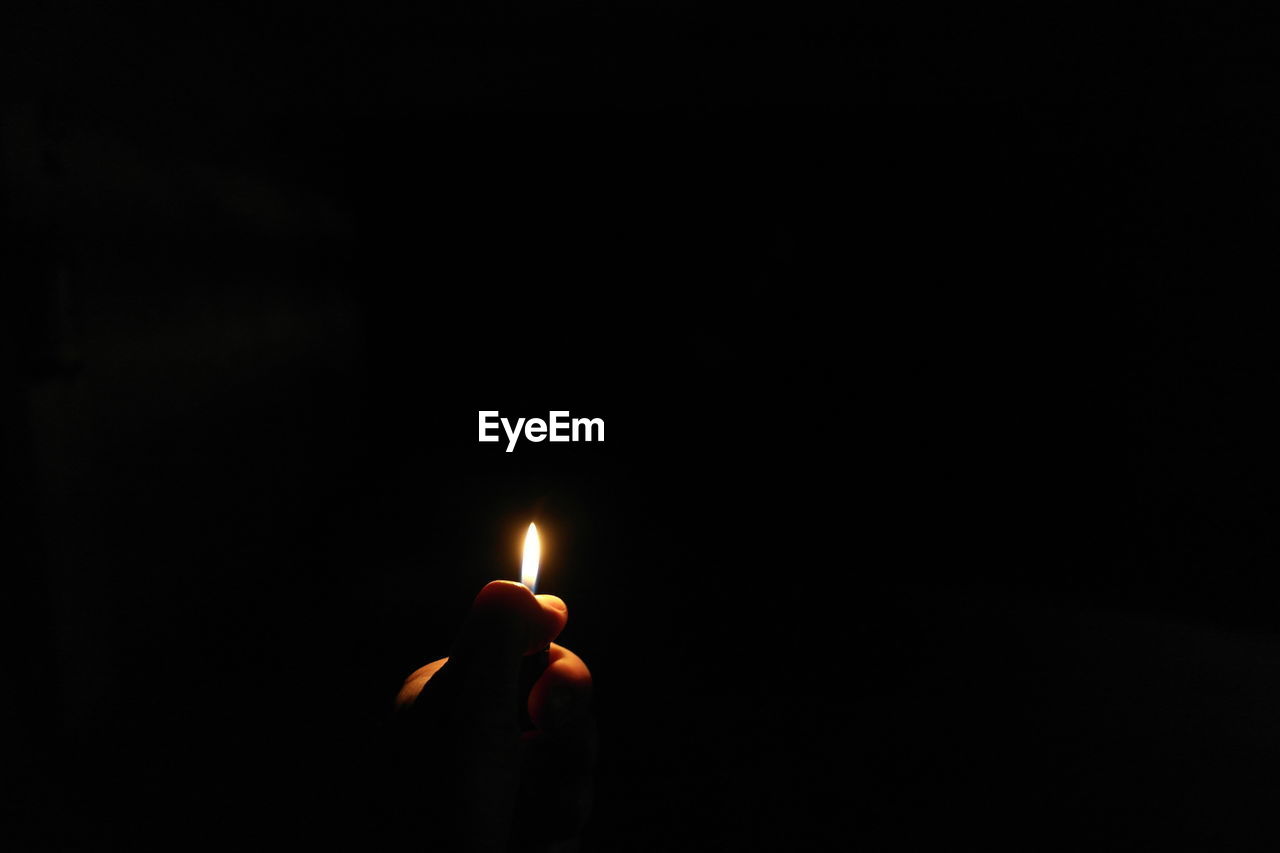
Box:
left=521, top=523, right=540, bottom=592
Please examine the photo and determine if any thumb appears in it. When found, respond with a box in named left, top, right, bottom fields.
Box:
left=446, top=580, right=542, bottom=718
left=399, top=582, right=542, bottom=852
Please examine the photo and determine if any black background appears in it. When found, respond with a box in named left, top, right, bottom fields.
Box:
left=4, top=4, right=1280, bottom=849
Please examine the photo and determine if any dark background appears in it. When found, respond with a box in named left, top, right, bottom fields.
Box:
left=4, top=4, right=1280, bottom=849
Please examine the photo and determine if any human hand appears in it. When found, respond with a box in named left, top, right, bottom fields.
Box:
left=392, top=581, right=595, bottom=851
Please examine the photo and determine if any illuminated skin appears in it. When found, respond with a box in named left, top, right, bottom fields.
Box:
left=395, top=581, right=595, bottom=851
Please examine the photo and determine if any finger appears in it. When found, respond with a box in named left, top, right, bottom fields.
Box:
left=531, top=594, right=568, bottom=653
left=394, top=656, right=447, bottom=710
left=515, top=645, right=597, bottom=843
left=396, top=586, right=566, bottom=715
left=393, top=580, right=537, bottom=757
left=527, top=644, right=593, bottom=733
left=431, top=582, right=542, bottom=848
left=448, top=579, right=540, bottom=683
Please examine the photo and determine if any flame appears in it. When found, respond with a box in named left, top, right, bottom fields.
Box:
left=521, top=522, right=540, bottom=592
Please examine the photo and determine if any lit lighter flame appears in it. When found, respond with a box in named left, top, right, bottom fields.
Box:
left=521, top=522, right=540, bottom=592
